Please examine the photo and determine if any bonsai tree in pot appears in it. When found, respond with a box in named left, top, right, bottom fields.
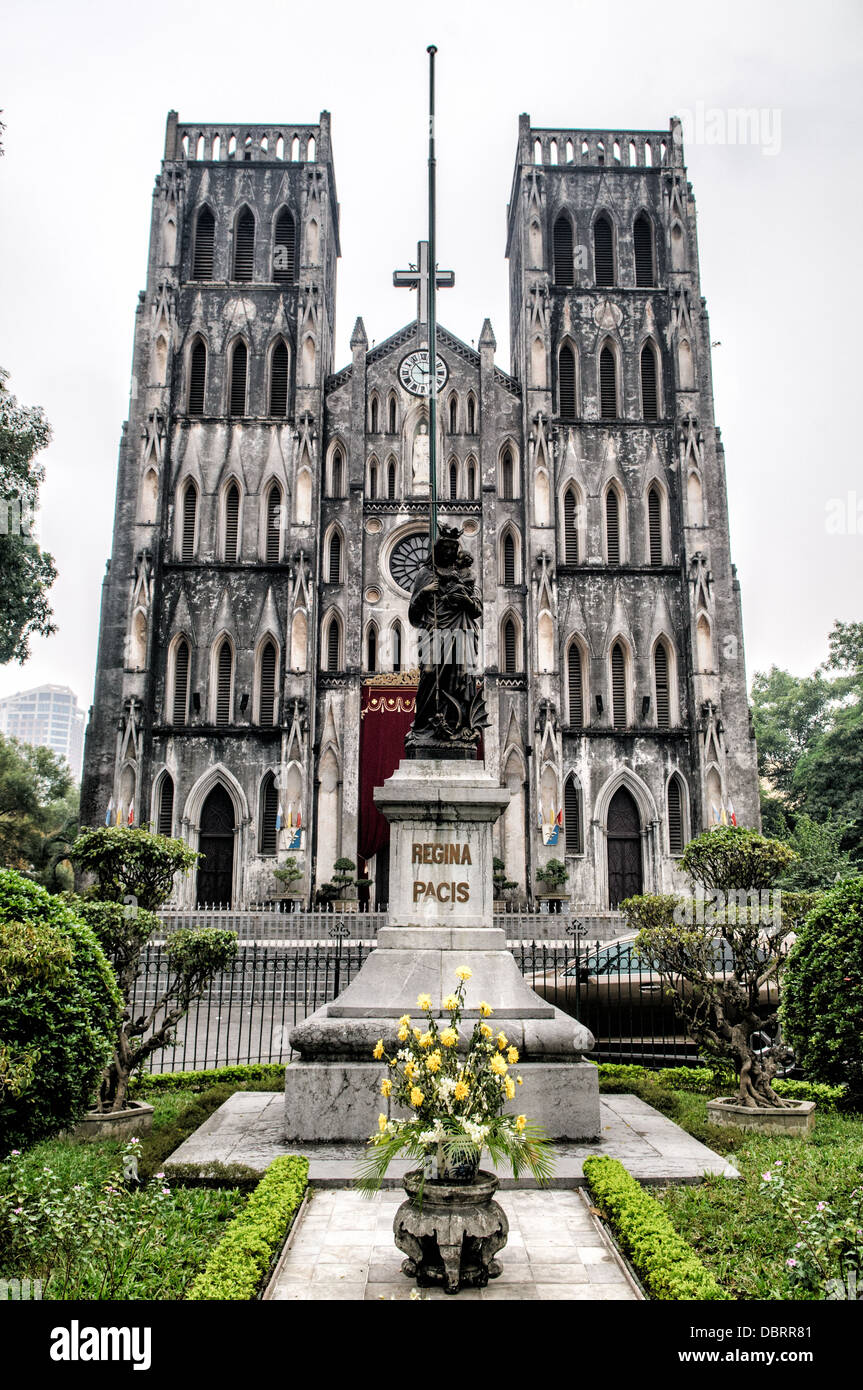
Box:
left=620, top=826, right=811, bottom=1113
left=535, top=858, right=569, bottom=912
left=70, top=826, right=238, bottom=1116
left=492, top=857, right=518, bottom=910
left=324, top=857, right=372, bottom=912
left=273, top=856, right=303, bottom=905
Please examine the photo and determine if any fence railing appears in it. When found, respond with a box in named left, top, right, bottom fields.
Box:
left=155, top=906, right=628, bottom=945
left=130, top=938, right=784, bottom=1075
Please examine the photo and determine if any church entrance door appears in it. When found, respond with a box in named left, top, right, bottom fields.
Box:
left=606, top=787, right=643, bottom=907
left=197, top=784, right=235, bottom=906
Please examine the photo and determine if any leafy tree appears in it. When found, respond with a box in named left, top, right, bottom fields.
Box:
left=781, top=878, right=863, bottom=1105
left=492, top=856, right=518, bottom=900
left=273, top=856, right=303, bottom=896
left=0, top=870, right=120, bottom=1152
left=0, top=732, right=77, bottom=887
left=71, top=825, right=198, bottom=909
left=0, top=368, right=57, bottom=664
left=774, top=814, right=858, bottom=892
left=536, top=858, right=569, bottom=892
left=317, top=857, right=371, bottom=904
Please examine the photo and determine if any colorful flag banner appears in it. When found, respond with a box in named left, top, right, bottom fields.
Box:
left=287, top=827, right=302, bottom=851
left=727, top=800, right=737, bottom=827
left=275, top=803, right=284, bottom=831
left=105, top=797, right=115, bottom=827
left=127, top=803, right=134, bottom=826
left=543, top=823, right=560, bottom=847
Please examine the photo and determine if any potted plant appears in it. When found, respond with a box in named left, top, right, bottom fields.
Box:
left=535, top=857, right=569, bottom=913
left=324, top=857, right=372, bottom=913
left=273, top=855, right=303, bottom=908
left=358, top=967, right=554, bottom=1292
left=69, top=826, right=238, bottom=1137
left=492, top=856, right=518, bottom=913
left=621, top=826, right=817, bottom=1134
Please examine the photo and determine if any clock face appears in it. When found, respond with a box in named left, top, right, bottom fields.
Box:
left=398, top=350, right=448, bottom=397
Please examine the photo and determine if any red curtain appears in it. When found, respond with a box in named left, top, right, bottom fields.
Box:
left=358, top=681, right=417, bottom=863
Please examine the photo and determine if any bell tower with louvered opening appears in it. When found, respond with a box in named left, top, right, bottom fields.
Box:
left=81, top=113, right=338, bottom=906
left=505, top=116, right=759, bottom=907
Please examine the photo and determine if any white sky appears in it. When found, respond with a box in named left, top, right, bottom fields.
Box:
left=1, top=0, right=861, bottom=714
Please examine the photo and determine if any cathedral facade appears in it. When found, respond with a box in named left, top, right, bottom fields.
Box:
left=80, top=110, right=760, bottom=909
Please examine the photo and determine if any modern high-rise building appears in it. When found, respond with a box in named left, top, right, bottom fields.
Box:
left=81, top=111, right=759, bottom=907
left=0, top=684, right=85, bottom=778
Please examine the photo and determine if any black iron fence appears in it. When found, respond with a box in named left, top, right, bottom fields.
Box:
left=130, top=937, right=787, bottom=1075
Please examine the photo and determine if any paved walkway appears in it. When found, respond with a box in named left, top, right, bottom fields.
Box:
left=166, top=1091, right=739, bottom=1184
left=267, top=1187, right=641, bottom=1301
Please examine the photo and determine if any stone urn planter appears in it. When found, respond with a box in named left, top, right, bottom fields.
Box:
left=71, top=1100, right=154, bottom=1142
left=330, top=898, right=359, bottom=914
left=393, top=1169, right=509, bottom=1294
left=706, top=1097, right=816, bottom=1136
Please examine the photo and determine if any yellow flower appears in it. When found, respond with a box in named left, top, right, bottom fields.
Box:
left=418, top=1031, right=434, bottom=1049
left=479, top=1001, right=493, bottom=1017
left=455, top=966, right=472, bottom=981
left=515, top=1114, right=527, bottom=1132
left=480, top=1023, right=493, bottom=1039
left=504, top=1076, right=516, bottom=1100
left=426, top=1050, right=442, bottom=1074
left=373, top=1040, right=384, bottom=1060
left=417, top=993, right=432, bottom=1011
left=409, top=1087, right=425, bottom=1108
left=381, top=1078, right=392, bottom=1097
left=507, top=1046, right=519, bottom=1065
left=496, top=1032, right=508, bottom=1051
left=490, top=1053, right=508, bottom=1077
left=398, top=1014, right=411, bottom=1027
left=454, top=1079, right=470, bottom=1102
left=397, top=1026, right=409, bottom=1043
left=517, top=1075, right=523, bottom=1085
left=440, top=1027, right=458, bottom=1048
left=404, top=1060, right=417, bottom=1080
left=413, top=1027, right=422, bottom=1041
left=442, top=994, right=459, bottom=1011
left=378, top=1113, right=388, bottom=1132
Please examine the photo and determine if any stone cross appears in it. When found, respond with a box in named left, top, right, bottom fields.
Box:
left=393, top=240, right=455, bottom=326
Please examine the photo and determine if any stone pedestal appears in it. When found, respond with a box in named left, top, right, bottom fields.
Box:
left=285, top=758, right=601, bottom=1142
left=394, top=1170, right=508, bottom=1293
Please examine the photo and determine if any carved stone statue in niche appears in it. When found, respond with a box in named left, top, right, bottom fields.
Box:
left=411, top=420, right=430, bottom=493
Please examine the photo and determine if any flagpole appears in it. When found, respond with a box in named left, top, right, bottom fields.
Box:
left=427, top=43, right=438, bottom=554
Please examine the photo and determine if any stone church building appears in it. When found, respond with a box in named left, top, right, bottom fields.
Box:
left=80, top=110, right=760, bottom=908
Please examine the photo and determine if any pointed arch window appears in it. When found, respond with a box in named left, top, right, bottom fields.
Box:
left=181, top=482, right=198, bottom=560
left=260, top=772, right=279, bottom=855
left=467, top=396, right=476, bottom=433
left=634, top=213, right=654, bottom=287
left=329, top=448, right=344, bottom=498
left=467, top=460, right=476, bottom=499
left=501, top=449, right=514, bottom=499
left=654, top=642, right=670, bottom=728
left=215, top=640, right=233, bottom=726
left=599, top=345, right=617, bottom=419
left=668, top=774, right=685, bottom=855
left=157, top=774, right=174, bottom=837
left=273, top=209, right=295, bottom=283
left=367, top=626, right=377, bottom=671
left=503, top=618, right=518, bottom=674
left=258, top=639, right=277, bottom=726
left=449, top=460, right=458, bottom=499
left=567, top=643, right=584, bottom=727
left=325, top=615, right=341, bottom=672
left=224, top=483, right=240, bottom=561
left=641, top=342, right=658, bottom=421
left=553, top=213, right=574, bottom=286
left=388, top=396, right=397, bottom=433
left=328, top=529, right=342, bottom=583
left=392, top=621, right=402, bottom=673
left=605, top=488, right=621, bottom=564
left=563, top=486, right=579, bottom=564
left=559, top=343, right=577, bottom=419
left=564, top=774, right=583, bottom=854
left=229, top=341, right=248, bottom=416
left=233, top=207, right=255, bottom=281
left=188, top=339, right=207, bottom=415
left=502, top=532, right=516, bottom=586
left=449, top=395, right=458, bottom=433
left=611, top=641, right=627, bottom=729
left=193, top=207, right=215, bottom=279
left=369, top=460, right=378, bottom=499
left=594, top=215, right=614, bottom=286
left=265, top=483, right=282, bottom=562
left=387, top=461, right=396, bottom=500
left=269, top=341, right=289, bottom=416
left=172, top=639, right=190, bottom=724
left=370, top=396, right=379, bottom=433
left=648, top=484, right=663, bottom=564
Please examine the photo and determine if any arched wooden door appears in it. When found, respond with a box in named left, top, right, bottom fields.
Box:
left=197, top=785, right=235, bottom=906
left=607, top=786, right=643, bottom=907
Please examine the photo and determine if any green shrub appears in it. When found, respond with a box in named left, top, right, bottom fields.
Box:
left=0, top=870, right=120, bottom=1154
left=782, top=878, right=863, bottom=1105
left=583, top=1156, right=729, bottom=1300
left=131, top=1063, right=285, bottom=1097
left=187, top=1155, right=309, bottom=1300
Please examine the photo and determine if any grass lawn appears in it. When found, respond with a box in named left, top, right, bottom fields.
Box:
left=650, top=1091, right=863, bottom=1299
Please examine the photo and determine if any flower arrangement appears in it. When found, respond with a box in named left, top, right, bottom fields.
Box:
left=357, top=966, right=555, bottom=1192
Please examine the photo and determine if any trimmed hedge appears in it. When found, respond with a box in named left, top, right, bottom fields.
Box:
left=583, top=1156, right=729, bottom=1301
left=187, top=1155, right=309, bottom=1300
left=593, top=1063, right=846, bottom=1111
left=131, top=1064, right=285, bottom=1097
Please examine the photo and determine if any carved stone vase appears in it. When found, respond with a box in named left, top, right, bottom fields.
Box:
left=393, top=1169, right=509, bottom=1294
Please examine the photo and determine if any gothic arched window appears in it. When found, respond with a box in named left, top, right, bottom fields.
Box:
left=503, top=617, right=518, bottom=674
left=157, top=774, right=174, bottom=837
left=501, top=449, right=514, bottom=499
left=502, top=532, right=516, bottom=586
left=641, top=342, right=659, bottom=421
left=392, top=621, right=402, bottom=673
left=180, top=482, right=198, bottom=561
left=328, top=529, right=342, bottom=583
left=193, top=207, right=215, bottom=279
left=634, top=213, right=654, bottom=287
left=387, top=461, right=396, bottom=500
left=171, top=639, right=190, bottom=725
left=229, top=340, right=248, bottom=416
left=325, top=615, right=341, bottom=672
left=553, top=214, right=574, bottom=286
left=449, top=395, right=458, bottom=433
left=564, top=774, right=583, bottom=854
left=265, top=483, right=282, bottom=562
left=259, top=772, right=279, bottom=855
left=567, top=642, right=584, bottom=727
left=269, top=341, right=289, bottom=416
left=599, top=345, right=617, bottom=419
left=605, top=487, right=621, bottom=564
left=233, top=206, right=255, bottom=281
left=559, top=343, right=577, bottom=419
left=223, top=483, right=240, bottom=562
left=594, top=214, right=614, bottom=286
left=668, top=774, right=685, bottom=854
left=449, top=460, right=458, bottom=499
left=273, top=208, right=295, bottom=283
left=258, top=640, right=277, bottom=727
left=330, top=449, right=344, bottom=498
left=648, top=484, right=663, bottom=565
left=215, top=640, right=233, bottom=726
left=467, top=396, right=476, bottom=433
left=188, top=338, right=207, bottom=415
left=654, top=641, right=670, bottom=728
left=563, top=486, right=579, bottom=564
left=611, top=641, right=627, bottom=729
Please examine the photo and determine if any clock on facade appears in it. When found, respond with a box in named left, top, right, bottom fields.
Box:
left=398, top=350, right=448, bottom=397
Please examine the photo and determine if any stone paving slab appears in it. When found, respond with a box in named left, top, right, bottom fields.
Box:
left=165, top=1090, right=739, bottom=1184
left=267, top=1188, right=641, bottom=1301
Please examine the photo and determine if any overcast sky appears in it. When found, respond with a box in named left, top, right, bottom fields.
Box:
left=1, top=0, right=860, bottom=715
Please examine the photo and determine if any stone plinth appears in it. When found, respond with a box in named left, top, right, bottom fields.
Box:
left=394, top=1170, right=508, bottom=1293
left=285, top=757, right=601, bottom=1143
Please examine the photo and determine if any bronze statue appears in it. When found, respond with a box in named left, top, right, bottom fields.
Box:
left=405, top=524, right=489, bottom=759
